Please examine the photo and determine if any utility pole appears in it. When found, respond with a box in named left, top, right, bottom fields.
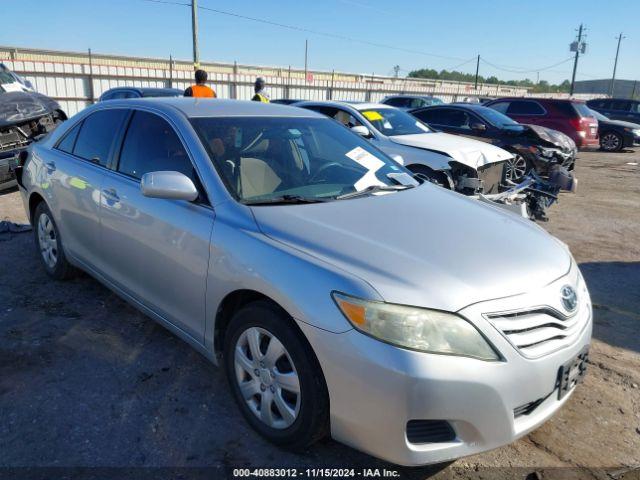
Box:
left=474, top=54, right=480, bottom=90
left=609, top=33, right=625, bottom=97
left=393, top=65, right=400, bottom=78
left=191, top=0, right=200, bottom=70
left=304, top=39, right=308, bottom=81
left=569, top=24, right=586, bottom=96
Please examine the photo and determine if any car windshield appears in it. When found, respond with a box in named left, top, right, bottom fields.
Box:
left=359, top=108, right=431, bottom=136
left=191, top=116, right=416, bottom=204
left=478, top=107, right=523, bottom=130
left=0, top=65, right=17, bottom=86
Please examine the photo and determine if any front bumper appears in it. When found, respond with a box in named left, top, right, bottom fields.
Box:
left=298, top=266, right=592, bottom=466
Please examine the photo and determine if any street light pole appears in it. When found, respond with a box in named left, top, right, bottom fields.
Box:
left=609, top=33, right=625, bottom=97
left=191, top=0, right=200, bottom=70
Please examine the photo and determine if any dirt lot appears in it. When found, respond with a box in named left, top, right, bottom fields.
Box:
left=0, top=150, right=639, bottom=480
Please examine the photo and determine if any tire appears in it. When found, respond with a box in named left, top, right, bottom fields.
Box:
left=224, top=300, right=329, bottom=449
left=33, top=202, right=75, bottom=280
left=504, top=153, right=530, bottom=183
left=600, top=131, right=623, bottom=152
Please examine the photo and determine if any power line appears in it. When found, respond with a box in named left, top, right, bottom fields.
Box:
left=140, top=0, right=602, bottom=81
left=480, top=57, right=574, bottom=74
left=140, top=0, right=471, bottom=62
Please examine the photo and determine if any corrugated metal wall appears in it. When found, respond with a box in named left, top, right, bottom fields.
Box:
left=1, top=46, right=536, bottom=116
left=6, top=46, right=602, bottom=115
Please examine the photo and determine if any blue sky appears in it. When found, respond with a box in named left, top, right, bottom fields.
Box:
left=1, top=0, right=638, bottom=84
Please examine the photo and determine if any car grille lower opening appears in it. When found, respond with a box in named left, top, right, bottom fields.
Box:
left=406, top=420, right=456, bottom=444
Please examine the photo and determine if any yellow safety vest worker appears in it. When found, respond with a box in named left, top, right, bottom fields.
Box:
left=252, top=93, right=270, bottom=103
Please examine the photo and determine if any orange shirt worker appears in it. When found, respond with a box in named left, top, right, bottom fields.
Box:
left=184, top=69, right=216, bottom=98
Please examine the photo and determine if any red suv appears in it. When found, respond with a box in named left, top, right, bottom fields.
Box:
left=484, top=98, right=599, bottom=149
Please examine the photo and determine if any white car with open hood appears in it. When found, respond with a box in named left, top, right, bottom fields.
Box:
left=295, top=101, right=513, bottom=196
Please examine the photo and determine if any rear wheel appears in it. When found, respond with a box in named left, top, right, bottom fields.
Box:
left=224, top=301, right=329, bottom=448
left=33, top=202, right=75, bottom=280
left=600, top=131, right=623, bottom=152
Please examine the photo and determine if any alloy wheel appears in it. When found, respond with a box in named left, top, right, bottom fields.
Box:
left=601, top=133, right=621, bottom=151
left=505, top=154, right=528, bottom=182
left=37, top=213, right=58, bottom=269
left=234, top=327, right=301, bottom=429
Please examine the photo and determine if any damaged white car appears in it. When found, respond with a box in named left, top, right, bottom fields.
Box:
left=296, top=101, right=572, bottom=220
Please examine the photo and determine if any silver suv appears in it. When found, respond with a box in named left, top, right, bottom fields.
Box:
left=16, top=98, right=591, bottom=466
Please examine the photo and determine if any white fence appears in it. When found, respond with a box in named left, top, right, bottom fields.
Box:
left=1, top=46, right=537, bottom=116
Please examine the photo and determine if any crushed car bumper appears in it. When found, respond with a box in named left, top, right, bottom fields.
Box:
left=0, top=150, right=20, bottom=191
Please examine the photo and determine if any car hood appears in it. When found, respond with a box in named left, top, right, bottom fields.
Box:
left=525, top=124, right=577, bottom=152
left=252, top=184, right=571, bottom=312
left=597, top=118, right=640, bottom=129
left=0, top=91, right=60, bottom=128
left=387, top=132, right=513, bottom=169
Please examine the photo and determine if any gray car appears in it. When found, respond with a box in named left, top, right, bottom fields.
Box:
left=16, top=98, right=592, bottom=466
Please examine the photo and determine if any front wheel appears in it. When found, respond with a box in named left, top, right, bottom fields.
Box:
left=504, top=154, right=530, bottom=182
left=224, top=301, right=329, bottom=449
left=600, top=132, right=623, bottom=152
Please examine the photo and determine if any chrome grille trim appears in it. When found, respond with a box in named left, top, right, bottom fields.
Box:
left=484, top=306, right=590, bottom=358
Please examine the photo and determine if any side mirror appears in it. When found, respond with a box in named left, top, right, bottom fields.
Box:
left=351, top=125, right=372, bottom=138
left=140, top=171, right=198, bottom=201
left=470, top=123, right=487, bottom=131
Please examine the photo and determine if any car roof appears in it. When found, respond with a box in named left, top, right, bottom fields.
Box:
left=297, top=100, right=393, bottom=111
left=384, top=94, right=437, bottom=99
left=490, top=97, right=586, bottom=104
left=93, top=97, right=324, bottom=118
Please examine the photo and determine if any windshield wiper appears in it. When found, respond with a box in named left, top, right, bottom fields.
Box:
left=336, top=184, right=413, bottom=200
left=243, top=194, right=330, bottom=206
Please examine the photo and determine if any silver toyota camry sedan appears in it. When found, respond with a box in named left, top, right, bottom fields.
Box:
left=15, top=98, right=592, bottom=466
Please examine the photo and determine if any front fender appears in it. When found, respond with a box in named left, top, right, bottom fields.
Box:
left=204, top=201, right=380, bottom=354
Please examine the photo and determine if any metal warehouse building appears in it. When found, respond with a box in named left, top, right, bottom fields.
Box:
left=574, top=79, right=639, bottom=99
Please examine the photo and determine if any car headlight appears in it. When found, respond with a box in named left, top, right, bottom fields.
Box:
left=633, top=129, right=640, bottom=136
left=529, top=146, right=556, bottom=160
left=332, top=292, right=500, bottom=360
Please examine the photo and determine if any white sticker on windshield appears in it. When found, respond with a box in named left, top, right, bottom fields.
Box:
left=345, top=146, right=386, bottom=191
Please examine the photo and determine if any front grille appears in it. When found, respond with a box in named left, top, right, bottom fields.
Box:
left=477, top=161, right=505, bottom=194
left=406, top=420, right=456, bottom=444
left=485, top=307, right=589, bottom=358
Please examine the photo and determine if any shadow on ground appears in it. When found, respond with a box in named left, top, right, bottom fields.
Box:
left=579, top=261, right=640, bottom=354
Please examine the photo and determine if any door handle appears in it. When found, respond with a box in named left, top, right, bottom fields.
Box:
left=102, top=188, right=119, bottom=200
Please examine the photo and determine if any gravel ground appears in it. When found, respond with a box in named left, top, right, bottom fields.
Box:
left=0, top=150, right=639, bottom=480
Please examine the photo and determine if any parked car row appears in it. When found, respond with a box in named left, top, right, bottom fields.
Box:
left=1, top=63, right=67, bottom=191
left=14, top=97, right=592, bottom=467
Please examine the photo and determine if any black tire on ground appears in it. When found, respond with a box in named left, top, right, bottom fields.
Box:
left=600, top=131, right=624, bottom=152
left=32, top=202, right=76, bottom=280
left=223, top=300, right=330, bottom=449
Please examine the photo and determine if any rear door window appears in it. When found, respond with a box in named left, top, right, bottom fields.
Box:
left=117, top=110, right=197, bottom=183
left=73, top=109, right=129, bottom=166
left=56, top=121, right=83, bottom=154
left=610, top=100, right=632, bottom=111
left=506, top=101, right=545, bottom=115
left=384, top=97, right=409, bottom=107
left=487, top=101, right=510, bottom=114
left=412, top=108, right=445, bottom=124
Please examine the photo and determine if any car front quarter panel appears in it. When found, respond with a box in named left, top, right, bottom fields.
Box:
left=204, top=201, right=380, bottom=357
